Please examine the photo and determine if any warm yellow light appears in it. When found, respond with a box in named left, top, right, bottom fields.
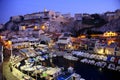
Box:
left=68, top=44, right=71, bottom=48
left=78, top=35, right=86, bottom=38
left=34, top=26, right=37, bottom=30
left=97, top=48, right=104, bottom=54
left=41, top=25, right=45, bottom=30
left=8, top=41, right=12, bottom=45
left=22, top=26, right=26, bottom=30
left=82, top=35, right=86, bottom=38
left=103, top=31, right=117, bottom=37
left=0, top=36, right=3, bottom=39
left=108, top=40, right=115, bottom=45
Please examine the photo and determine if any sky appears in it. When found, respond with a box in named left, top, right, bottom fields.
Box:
left=0, top=0, right=120, bottom=24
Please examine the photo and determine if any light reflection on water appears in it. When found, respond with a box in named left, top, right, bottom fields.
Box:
left=99, top=68, right=102, bottom=72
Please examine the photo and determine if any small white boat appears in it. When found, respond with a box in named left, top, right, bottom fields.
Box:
left=63, top=55, right=78, bottom=61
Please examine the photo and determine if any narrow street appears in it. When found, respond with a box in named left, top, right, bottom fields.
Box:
left=2, top=56, right=35, bottom=80
left=3, top=58, right=18, bottom=80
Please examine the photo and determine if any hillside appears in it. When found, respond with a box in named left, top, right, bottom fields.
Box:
left=92, top=18, right=120, bottom=32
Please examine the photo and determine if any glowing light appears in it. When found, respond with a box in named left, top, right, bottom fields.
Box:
left=79, top=35, right=86, bottom=38
left=96, top=48, right=104, bottom=54
left=108, top=40, right=115, bottom=45
left=5, top=40, right=12, bottom=49
left=0, top=36, right=3, bottom=40
left=68, top=44, right=71, bottom=48
left=80, top=35, right=86, bottom=38
left=41, top=25, right=45, bottom=30
left=34, top=26, right=37, bottom=30
left=8, top=41, right=12, bottom=45
left=103, top=31, right=117, bottom=37
left=22, top=26, right=26, bottom=30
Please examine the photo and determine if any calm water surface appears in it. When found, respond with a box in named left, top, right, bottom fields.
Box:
left=53, top=56, right=120, bottom=80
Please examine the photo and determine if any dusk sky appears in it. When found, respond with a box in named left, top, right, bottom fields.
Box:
left=0, top=0, right=120, bottom=24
